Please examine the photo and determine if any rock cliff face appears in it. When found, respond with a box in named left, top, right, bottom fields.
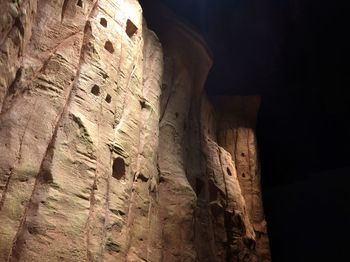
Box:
left=0, top=0, right=270, bottom=261
left=213, top=97, right=270, bottom=261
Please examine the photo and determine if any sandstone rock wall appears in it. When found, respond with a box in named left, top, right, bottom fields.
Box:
left=0, top=0, right=270, bottom=261
left=214, top=96, right=271, bottom=262
left=0, top=0, right=163, bottom=260
left=199, top=96, right=256, bottom=261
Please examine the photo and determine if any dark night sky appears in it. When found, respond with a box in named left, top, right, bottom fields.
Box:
left=142, top=0, right=350, bottom=260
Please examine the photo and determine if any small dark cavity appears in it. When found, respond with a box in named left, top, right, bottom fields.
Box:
left=137, top=173, right=149, bottom=182
left=100, top=17, right=107, bottom=27
left=91, top=84, right=100, bottom=96
left=105, top=94, right=112, bottom=103
left=104, top=41, right=114, bottom=54
left=126, top=19, right=138, bottom=38
left=112, top=157, right=126, bottom=180
left=140, top=100, right=146, bottom=109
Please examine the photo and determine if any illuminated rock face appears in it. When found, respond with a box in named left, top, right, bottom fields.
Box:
left=214, top=97, right=271, bottom=262
left=0, top=0, right=269, bottom=261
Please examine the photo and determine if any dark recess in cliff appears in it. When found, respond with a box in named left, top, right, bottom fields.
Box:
left=144, top=0, right=350, bottom=261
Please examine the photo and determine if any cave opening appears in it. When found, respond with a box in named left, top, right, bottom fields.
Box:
left=100, top=17, right=107, bottom=27
left=91, top=84, right=100, bottom=96
left=76, top=0, right=83, bottom=8
left=141, top=0, right=350, bottom=261
left=126, top=19, right=138, bottom=38
left=104, top=41, right=115, bottom=54
left=112, top=157, right=126, bottom=180
left=105, top=94, right=112, bottom=103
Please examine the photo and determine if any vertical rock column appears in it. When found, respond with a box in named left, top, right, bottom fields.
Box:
left=142, top=2, right=271, bottom=261
left=120, top=21, right=164, bottom=262
left=200, top=96, right=258, bottom=261
left=215, top=96, right=271, bottom=262
left=143, top=3, right=213, bottom=261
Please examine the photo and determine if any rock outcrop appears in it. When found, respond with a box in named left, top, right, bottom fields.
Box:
left=0, top=0, right=270, bottom=261
left=214, top=96, right=271, bottom=261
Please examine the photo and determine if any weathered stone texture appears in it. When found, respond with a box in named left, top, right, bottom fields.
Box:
left=214, top=96, right=271, bottom=262
left=0, top=0, right=162, bottom=261
left=0, top=0, right=270, bottom=261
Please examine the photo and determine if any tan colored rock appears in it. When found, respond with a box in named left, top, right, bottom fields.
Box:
left=150, top=6, right=213, bottom=262
left=0, top=0, right=270, bottom=261
left=198, top=96, right=258, bottom=261
left=0, top=0, right=37, bottom=110
left=0, top=0, right=162, bottom=261
left=214, top=96, right=271, bottom=262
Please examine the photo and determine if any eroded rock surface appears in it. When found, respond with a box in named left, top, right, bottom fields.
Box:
left=0, top=0, right=270, bottom=261
left=214, top=96, right=271, bottom=262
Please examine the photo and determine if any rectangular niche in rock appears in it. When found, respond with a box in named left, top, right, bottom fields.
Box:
left=126, top=19, right=138, bottom=38
left=112, top=157, right=126, bottom=180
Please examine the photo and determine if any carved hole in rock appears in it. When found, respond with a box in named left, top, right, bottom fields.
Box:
left=104, top=41, right=114, bottom=53
left=112, top=158, right=125, bottom=180
left=195, top=178, right=204, bottom=196
left=241, top=152, right=245, bottom=157
left=105, top=94, right=112, bottom=103
left=91, top=85, right=100, bottom=96
left=126, top=19, right=138, bottom=38
left=100, top=17, right=107, bottom=27
left=77, top=0, right=83, bottom=7
left=140, top=100, right=146, bottom=109
left=242, top=172, right=246, bottom=178
left=227, top=167, right=232, bottom=176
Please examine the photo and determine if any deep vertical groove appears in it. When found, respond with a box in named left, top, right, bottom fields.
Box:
left=61, top=0, right=70, bottom=22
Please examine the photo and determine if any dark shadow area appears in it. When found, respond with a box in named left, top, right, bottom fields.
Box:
left=254, top=1, right=350, bottom=260
left=142, top=0, right=350, bottom=260
left=263, top=168, right=350, bottom=261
